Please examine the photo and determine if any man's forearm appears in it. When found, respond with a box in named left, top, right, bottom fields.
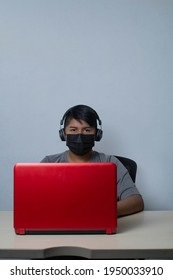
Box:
left=117, top=195, right=144, bottom=217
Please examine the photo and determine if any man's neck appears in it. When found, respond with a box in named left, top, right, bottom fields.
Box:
left=67, top=150, right=93, bottom=163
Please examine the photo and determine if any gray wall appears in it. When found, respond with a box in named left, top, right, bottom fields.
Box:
left=1, top=0, right=173, bottom=210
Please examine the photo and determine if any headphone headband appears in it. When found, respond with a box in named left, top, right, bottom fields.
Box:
left=60, top=106, right=102, bottom=127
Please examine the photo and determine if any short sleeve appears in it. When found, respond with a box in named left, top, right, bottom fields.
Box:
left=108, top=155, right=141, bottom=200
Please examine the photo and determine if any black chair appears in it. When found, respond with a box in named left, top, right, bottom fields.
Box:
left=114, top=156, right=137, bottom=183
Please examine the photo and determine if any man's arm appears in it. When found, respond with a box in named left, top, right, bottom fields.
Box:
left=117, top=194, right=144, bottom=217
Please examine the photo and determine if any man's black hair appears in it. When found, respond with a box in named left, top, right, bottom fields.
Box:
left=64, top=105, right=98, bottom=129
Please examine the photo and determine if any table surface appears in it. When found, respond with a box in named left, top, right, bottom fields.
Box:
left=0, top=211, right=173, bottom=259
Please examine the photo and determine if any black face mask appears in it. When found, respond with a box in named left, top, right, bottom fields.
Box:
left=66, top=134, right=95, bottom=156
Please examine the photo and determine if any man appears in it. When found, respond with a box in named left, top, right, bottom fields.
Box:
left=41, top=104, right=144, bottom=217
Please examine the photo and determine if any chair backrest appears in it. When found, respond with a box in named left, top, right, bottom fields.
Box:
left=115, top=156, right=137, bottom=183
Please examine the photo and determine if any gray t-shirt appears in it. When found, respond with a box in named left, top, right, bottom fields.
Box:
left=41, top=151, right=141, bottom=201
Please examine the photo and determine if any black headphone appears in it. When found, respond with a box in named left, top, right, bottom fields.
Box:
left=59, top=105, right=103, bottom=141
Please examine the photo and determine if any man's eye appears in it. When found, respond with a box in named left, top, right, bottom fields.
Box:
left=84, top=129, right=91, bottom=133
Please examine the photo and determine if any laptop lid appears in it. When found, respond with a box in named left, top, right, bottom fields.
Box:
left=14, top=162, right=117, bottom=234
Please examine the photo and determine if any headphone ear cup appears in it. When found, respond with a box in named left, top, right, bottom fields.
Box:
left=95, top=129, right=103, bottom=141
left=59, top=128, right=65, bottom=141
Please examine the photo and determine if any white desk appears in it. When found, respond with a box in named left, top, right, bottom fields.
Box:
left=0, top=211, right=173, bottom=259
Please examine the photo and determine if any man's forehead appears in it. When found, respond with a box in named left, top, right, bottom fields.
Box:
left=66, top=118, right=91, bottom=127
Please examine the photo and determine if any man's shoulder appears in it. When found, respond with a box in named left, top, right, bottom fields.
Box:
left=92, top=151, right=118, bottom=163
left=41, top=151, right=67, bottom=162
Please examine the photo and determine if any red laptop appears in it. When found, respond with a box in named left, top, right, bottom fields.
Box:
left=14, top=163, right=117, bottom=235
